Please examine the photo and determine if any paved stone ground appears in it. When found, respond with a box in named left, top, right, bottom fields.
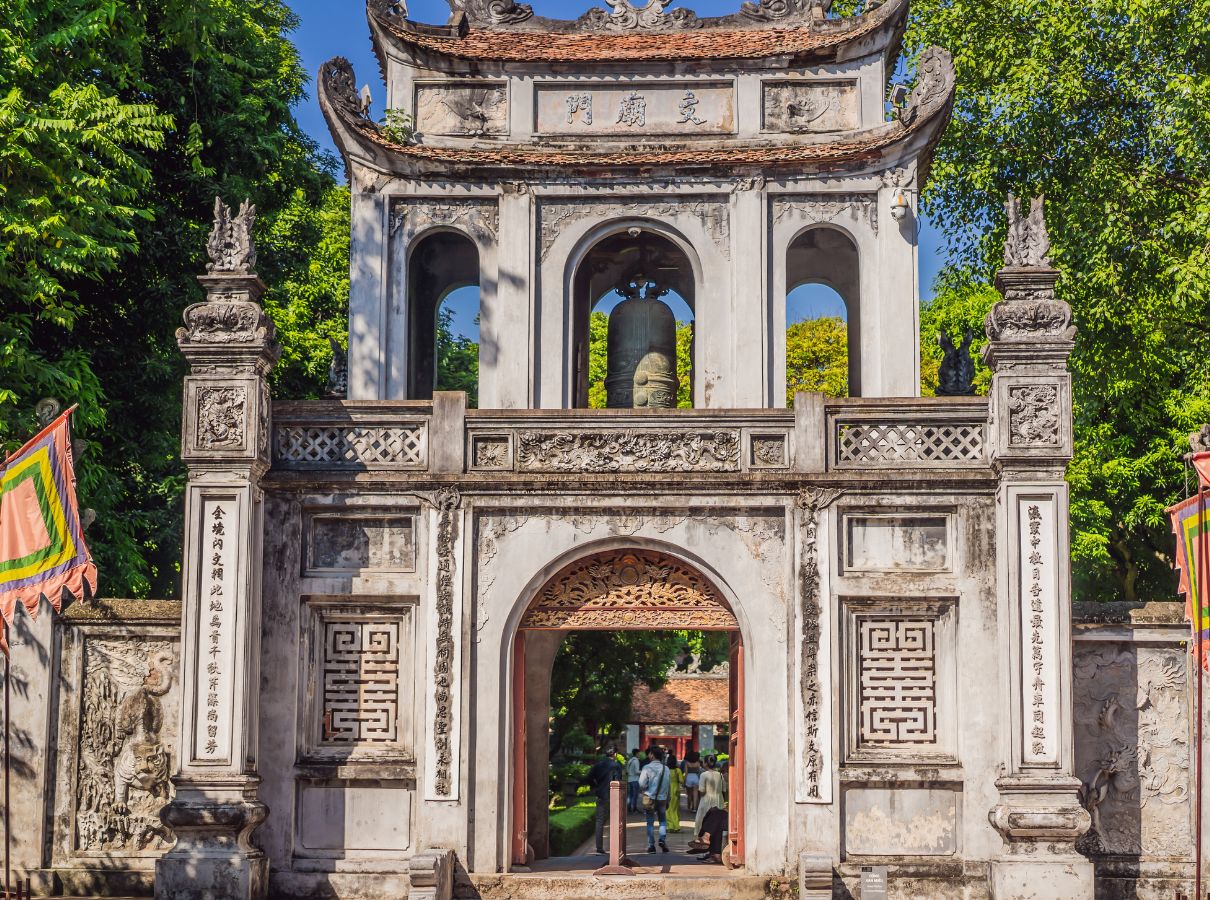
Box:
left=534, top=793, right=734, bottom=876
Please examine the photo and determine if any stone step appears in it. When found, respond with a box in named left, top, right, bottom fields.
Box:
left=465, top=873, right=771, bottom=900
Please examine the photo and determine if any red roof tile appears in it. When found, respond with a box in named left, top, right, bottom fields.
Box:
left=630, top=676, right=729, bottom=724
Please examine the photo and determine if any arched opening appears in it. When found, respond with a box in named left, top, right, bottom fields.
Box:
left=571, top=229, right=696, bottom=409
left=786, top=226, right=860, bottom=398
left=407, top=230, right=480, bottom=405
left=510, top=549, right=745, bottom=873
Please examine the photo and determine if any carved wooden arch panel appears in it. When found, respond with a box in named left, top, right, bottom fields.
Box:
left=520, top=549, right=738, bottom=630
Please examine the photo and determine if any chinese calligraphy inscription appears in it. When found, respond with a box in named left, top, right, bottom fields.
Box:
left=1020, top=497, right=1059, bottom=764
left=194, top=499, right=237, bottom=762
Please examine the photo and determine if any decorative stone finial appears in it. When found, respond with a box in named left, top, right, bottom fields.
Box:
left=206, top=196, right=257, bottom=275
left=898, top=47, right=955, bottom=127
left=1189, top=425, right=1210, bottom=454
left=580, top=0, right=698, bottom=31
left=1003, top=193, right=1051, bottom=268
left=937, top=328, right=975, bottom=396
left=327, top=338, right=349, bottom=398
left=446, top=0, right=534, bottom=25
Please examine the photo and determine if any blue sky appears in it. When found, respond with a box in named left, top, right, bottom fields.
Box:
left=286, top=0, right=947, bottom=338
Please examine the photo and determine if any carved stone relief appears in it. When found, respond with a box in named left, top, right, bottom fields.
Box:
left=1073, top=644, right=1190, bottom=857
left=774, top=194, right=879, bottom=235
left=205, top=197, right=256, bottom=275
left=579, top=0, right=699, bottom=31
left=857, top=618, right=937, bottom=746
left=415, top=84, right=508, bottom=138
left=471, top=435, right=511, bottom=469
left=75, top=639, right=178, bottom=853
left=515, top=429, right=741, bottom=473
left=306, top=513, right=416, bottom=574
left=391, top=199, right=499, bottom=247
left=521, top=549, right=738, bottom=630
left=179, top=302, right=272, bottom=345
left=751, top=434, right=787, bottom=468
left=1007, top=384, right=1060, bottom=446
left=430, top=487, right=460, bottom=797
left=762, top=80, right=859, bottom=134
left=539, top=197, right=730, bottom=262
left=195, top=386, right=247, bottom=450
left=321, top=619, right=402, bottom=744
left=797, top=487, right=841, bottom=799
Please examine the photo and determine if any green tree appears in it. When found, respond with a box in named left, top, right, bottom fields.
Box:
left=906, top=0, right=1210, bottom=600
left=1, top=0, right=342, bottom=597
left=785, top=317, right=849, bottom=403
left=435, top=306, right=480, bottom=408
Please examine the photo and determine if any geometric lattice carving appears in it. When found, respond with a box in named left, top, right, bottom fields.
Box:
left=836, top=421, right=984, bottom=465
left=274, top=424, right=426, bottom=467
left=521, top=549, right=738, bottom=630
left=322, top=620, right=400, bottom=744
left=858, top=618, right=937, bottom=745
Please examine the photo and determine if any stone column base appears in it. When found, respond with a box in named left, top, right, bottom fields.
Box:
left=799, top=851, right=834, bottom=899
left=155, top=797, right=268, bottom=900
left=990, top=855, right=1093, bottom=900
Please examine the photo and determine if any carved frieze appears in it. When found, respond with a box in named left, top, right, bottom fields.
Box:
left=774, top=194, right=879, bottom=235
left=75, top=639, right=178, bottom=853
left=751, top=434, right=787, bottom=468
left=1007, top=385, right=1060, bottom=447
left=521, top=549, right=738, bottom=630
left=178, top=302, right=273, bottom=345
left=515, top=429, right=741, bottom=473
left=1074, top=644, right=1190, bottom=856
left=762, top=80, right=859, bottom=134
left=796, top=487, right=841, bottom=799
left=471, top=434, right=511, bottom=469
left=195, top=386, right=247, bottom=451
left=415, top=83, right=508, bottom=138
left=741, top=0, right=808, bottom=21
left=984, top=297, right=1075, bottom=341
left=391, top=198, right=498, bottom=247
left=539, top=197, right=730, bottom=261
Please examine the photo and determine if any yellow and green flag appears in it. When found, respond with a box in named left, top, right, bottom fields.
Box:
left=0, top=411, right=96, bottom=653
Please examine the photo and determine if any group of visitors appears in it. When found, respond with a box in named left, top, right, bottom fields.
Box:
left=589, top=743, right=730, bottom=863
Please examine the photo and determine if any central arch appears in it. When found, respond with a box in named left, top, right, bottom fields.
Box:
left=509, top=547, right=746, bottom=870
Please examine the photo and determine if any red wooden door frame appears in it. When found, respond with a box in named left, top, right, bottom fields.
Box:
left=728, top=633, right=745, bottom=865
left=510, top=633, right=528, bottom=866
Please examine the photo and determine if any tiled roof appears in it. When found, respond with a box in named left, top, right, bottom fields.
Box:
left=630, top=676, right=729, bottom=724
left=377, top=20, right=884, bottom=63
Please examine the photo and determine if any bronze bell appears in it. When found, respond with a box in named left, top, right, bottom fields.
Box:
left=605, top=273, right=677, bottom=409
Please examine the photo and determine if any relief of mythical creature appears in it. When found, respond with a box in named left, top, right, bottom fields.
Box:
left=76, top=641, right=177, bottom=853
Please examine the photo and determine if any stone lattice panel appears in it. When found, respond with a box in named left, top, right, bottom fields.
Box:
left=858, top=618, right=937, bottom=746
left=322, top=620, right=401, bottom=744
left=836, top=421, right=985, bottom=465
left=274, top=424, right=426, bottom=467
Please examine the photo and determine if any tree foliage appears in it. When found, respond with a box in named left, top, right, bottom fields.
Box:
left=785, top=316, right=849, bottom=403
left=435, top=306, right=480, bottom=408
left=906, top=0, right=1210, bottom=600
left=0, top=0, right=342, bottom=598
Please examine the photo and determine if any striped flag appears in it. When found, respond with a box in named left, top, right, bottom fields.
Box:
left=1169, top=491, right=1210, bottom=671
left=0, top=411, right=96, bottom=653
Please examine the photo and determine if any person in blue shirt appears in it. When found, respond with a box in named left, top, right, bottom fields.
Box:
left=637, top=746, right=672, bottom=853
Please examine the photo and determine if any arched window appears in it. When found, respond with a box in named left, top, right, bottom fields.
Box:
left=571, top=229, right=695, bottom=409
left=407, top=231, right=480, bottom=405
left=785, top=227, right=860, bottom=399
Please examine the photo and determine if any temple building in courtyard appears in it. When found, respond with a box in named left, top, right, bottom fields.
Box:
left=0, top=0, right=1201, bottom=898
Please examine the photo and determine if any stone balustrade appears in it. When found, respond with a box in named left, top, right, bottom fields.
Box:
left=271, top=394, right=990, bottom=475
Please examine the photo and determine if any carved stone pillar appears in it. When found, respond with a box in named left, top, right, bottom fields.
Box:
left=156, top=199, right=279, bottom=900
left=983, top=196, right=1092, bottom=898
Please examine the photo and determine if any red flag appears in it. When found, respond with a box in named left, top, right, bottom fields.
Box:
left=0, top=411, right=96, bottom=654
left=1193, top=452, right=1210, bottom=490
left=1170, top=491, right=1210, bottom=671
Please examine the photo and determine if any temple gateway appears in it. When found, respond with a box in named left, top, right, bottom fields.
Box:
left=3, top=0, right=1200, bottom=897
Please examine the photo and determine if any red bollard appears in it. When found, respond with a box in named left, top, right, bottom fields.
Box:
left=593, top=780, right=636, bottom=876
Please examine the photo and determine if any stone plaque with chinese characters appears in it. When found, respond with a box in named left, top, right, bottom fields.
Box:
left=535, top=82, right=735, bottom=136
left=193, top=498, right=237, bottom=763
left=306, top=513, right=416, bottom=574
left=762, top=80, right=860, bottom=133
left=1019, top=496, right=1059, bottom=765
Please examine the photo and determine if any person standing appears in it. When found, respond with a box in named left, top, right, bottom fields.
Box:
left=586, top=745, right=623, bottom=855
left=665, top=751, right=684, bottom=833
left=684, top=750, right=702, bottom=814
left=625, top=748, right=642, bottom=812
left=638, top=747, right=671, bottom=853
left=694, top=755, right=726, bottom=833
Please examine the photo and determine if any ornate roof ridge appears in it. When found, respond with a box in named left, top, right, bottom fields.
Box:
left=318, top=46, right=954, bottom=179
left=367, top=0, right=907, bottom=62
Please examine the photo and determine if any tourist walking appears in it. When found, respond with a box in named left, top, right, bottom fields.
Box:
left=625, top=748, right=642, bottom=812
left=665, top=751, right=684, bottom=832
left=694, top=755, right=726, bottom=833
left=586, top=746, right=623, bottom=855
left=683, top=750, right=702, bottom=813
left=638, top=747, right=672, bottom=853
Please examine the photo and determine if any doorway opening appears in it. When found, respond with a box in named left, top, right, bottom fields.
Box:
left=510, top=549, right=745, bottom=873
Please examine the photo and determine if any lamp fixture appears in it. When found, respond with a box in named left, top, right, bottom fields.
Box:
left=890, top=188, right=910, bottom=221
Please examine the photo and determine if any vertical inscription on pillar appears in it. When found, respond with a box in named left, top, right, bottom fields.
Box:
left=431, top=488, right=460, bottom=797
left=193, top=499, right=237, bottom=763
left=1020, top=496, right=1059, bottom=764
